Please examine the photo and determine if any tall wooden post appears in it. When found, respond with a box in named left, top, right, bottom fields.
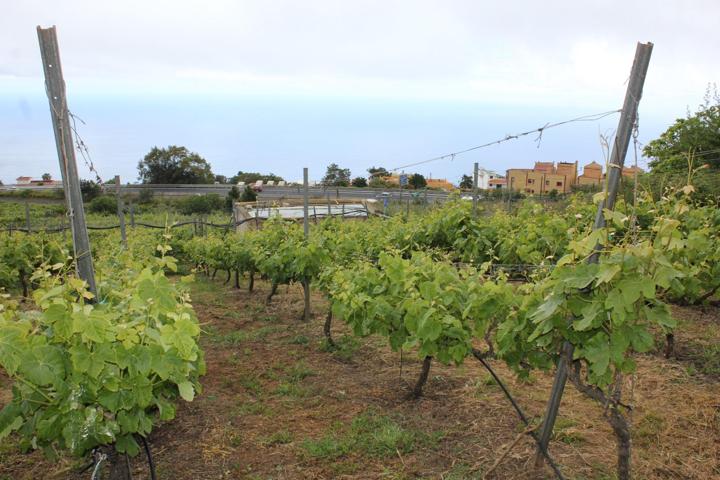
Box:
left=472, top=163, right=479, bottom=217
left=115, top=175, right=127, bottom=247
left=37, top=26, right=97, bottom=296
left=303, top=168, right=309, bottom=238
left=302, top=168, right=310, bottom=321
left=535, top=41, right=653, bottom=467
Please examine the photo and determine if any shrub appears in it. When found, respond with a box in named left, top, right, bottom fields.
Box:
left=240, top=186, right=257, bottom=202
left=178, top=194, right=223, bottom=215
left=88, top=195, right=117, bottom=214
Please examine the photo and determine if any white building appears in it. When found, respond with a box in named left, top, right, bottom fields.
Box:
left=477, top=169, right=504, bottom=190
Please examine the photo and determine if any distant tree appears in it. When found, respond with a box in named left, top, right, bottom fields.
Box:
left=367, top=166, right=389, bottom=179
left=215, top=175, right=228, bottom=184
left=80, top=179, right=101, bottom=202
left=105, top=177, right=116, bottom=184
left=42, top=173, right=52, bottom=181
left=137, top=146, right=214, bottom=184
left=225, top=185, right=241, bottom=211
left=322, top=163, right=351, bottom=187
left=351, top=176, right=368, bottom=187
left=230, top=171, right=284, bottom=184
left=240, top=185, right=257, bottom=202
left=644, top=86, right=720, bottom=173
left=459, top=174, right=473, bottom=189
left=408, top=173, right=427, bottom=189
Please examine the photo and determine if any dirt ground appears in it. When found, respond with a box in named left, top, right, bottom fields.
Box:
left=1, top=276, right=719, bottom=480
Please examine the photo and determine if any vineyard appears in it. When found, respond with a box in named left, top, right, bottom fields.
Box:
left=1, top=186, right=719, bottom=479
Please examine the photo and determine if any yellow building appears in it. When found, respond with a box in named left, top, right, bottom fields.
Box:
left=382, top=175, right=454, bottom=190
left=578, top=161, right=604, bottom=186
left=506, top=161, right=578, bottom=194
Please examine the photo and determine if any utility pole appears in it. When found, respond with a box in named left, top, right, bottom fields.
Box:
left=37, top=25, right=97, bottom=296
left=115, top=175, right=127, bottom=247
left=472, top=163, right=479, bottom=217
left=534, top=41, right=653, bottom=468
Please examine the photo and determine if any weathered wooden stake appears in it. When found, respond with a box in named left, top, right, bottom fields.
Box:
left=37, top=25, right=97, bottom=296
left=535, top=42, right=653, bottom=473
left=115, top=175, right=127, bottom=247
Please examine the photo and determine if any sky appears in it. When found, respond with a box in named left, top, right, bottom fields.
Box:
left=1, top=0, right=718, bottom=185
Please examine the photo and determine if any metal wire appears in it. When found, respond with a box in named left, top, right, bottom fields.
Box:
left=390, top=109, right=622, bottom=172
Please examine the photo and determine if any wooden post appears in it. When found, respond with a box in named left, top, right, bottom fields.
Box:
left=37, top=26, right=97, bottom=296
left=327, top=195, right=331, bottom=217
left=25, top=202, right=31, bottom=232
left=303, top=168, right=309, bottom=238
left=115, top=175, right=127, bottom=247
left=472, top=162, right=479, bottom=217
left=535, top=41, right=653, bottom=466
left=302, top=168, right=310, bottom=321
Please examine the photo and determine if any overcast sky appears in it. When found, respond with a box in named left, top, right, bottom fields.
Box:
left=1, top=0, right=718, bottom=184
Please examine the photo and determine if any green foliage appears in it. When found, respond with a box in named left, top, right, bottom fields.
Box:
left=301, top=410, right=435, bottom=460
left=88, top=196, right=117, bottom=215
left=137, top=146, right=214, bottom=184
left=0, top=246, right=204, bottom=458
left=459, top=174, right=473, bottom=189
left=367, top=166, right=389, bottom=179
left=644, top=87, right=720, bottom=173
left=322, top=163, right=351, bottom=187
left=351, top=177, right=367, bottom=188
left=225, top=185, right=240, bottom=212
left=408, top=173, right=427, bottom=189
left=137, top=188, right=154, bottom=204
left=240, top=186, right=257, bottom=202
left=80, top=179, right=101, bottom=202
left=178, top=194, right=224, bottom=215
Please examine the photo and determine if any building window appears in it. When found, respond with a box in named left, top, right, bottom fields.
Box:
left=556, top=181, right=562, bottom=187
left=545, top=180, right=549, bottom=185
left=527, top=179, right=534, bottom=184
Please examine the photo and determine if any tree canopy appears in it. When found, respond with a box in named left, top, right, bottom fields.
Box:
left=644, top=87, right=720, bottom=173
left=367, top=166, right=389, bottom=179
left=137, top=146, right=214, bottom=184
left=351, top=176, right=368, bottom=187
left=458, top=174, right=473, bottom=189
left=408, top=173, right=427, bottom=189
left=322, top=163, right=351, bottom=187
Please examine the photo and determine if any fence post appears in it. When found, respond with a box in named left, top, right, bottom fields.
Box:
left=534, top=41, right=654, bottom=467
left=472, top=162, right=479, bottom=218
left=37, top=25, right=97, bottom=296
left=302, top=168, right=311, bottom=320
left=115, top=175, right=127, bottom=247
left=25, top=202, right=32, bottom=233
